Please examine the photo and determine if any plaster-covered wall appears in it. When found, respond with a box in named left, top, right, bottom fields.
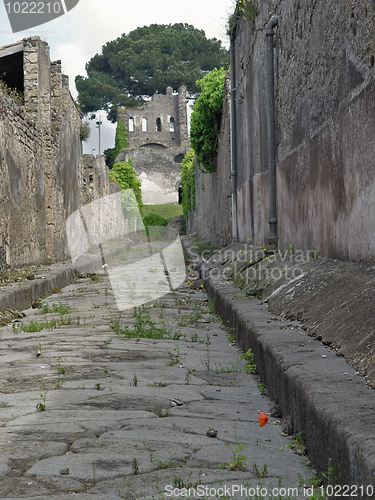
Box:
left=225, top=0, right=375, bottom=261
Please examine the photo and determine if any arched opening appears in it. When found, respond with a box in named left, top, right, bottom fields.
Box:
left=141, top=117, right=147, bottom=132
left=156, top=117, right=161, bottom=132
left=128, top=118, right=134, bottom=132
left=169, top=117, right=175, bottom=132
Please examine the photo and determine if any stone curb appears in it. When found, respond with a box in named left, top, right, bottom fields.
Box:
left=0, top=265, right=76, bottom=312
left=183, top=241, right=375, bottom=492
left=0, top=255, right=104, bottom=313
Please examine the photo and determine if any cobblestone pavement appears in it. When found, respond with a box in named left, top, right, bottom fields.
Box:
left=0, top=269, right=317, bottom=499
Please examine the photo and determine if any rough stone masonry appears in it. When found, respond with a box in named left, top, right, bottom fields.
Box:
left=0, top=37, right=111, bottom=271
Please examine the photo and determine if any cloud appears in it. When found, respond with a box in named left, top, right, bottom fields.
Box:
left=53, top=42, right=86, bottom=97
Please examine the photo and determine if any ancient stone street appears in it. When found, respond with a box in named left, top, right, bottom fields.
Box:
left=0, top=270, right=315, bottom=499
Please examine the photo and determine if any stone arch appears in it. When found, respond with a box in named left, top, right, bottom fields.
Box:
left=140, top=143, right=167, bottom=150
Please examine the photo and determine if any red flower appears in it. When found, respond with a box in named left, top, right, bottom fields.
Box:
left=258, top=412, right=268, bottom=427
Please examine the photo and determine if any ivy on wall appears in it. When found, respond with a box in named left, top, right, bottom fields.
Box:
left=114, top=120, right=129, bottom=157
left=180, top=150, right=196, bottom=221
left=190, top=67, right=227, bottom=174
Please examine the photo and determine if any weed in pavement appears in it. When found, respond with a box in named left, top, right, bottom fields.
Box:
left=241, top=349, right=257, bottom=374
left=110, top=306, right=176, bottom=340
left=253, top=463, right=268, bottom=478
left=36, top=390, right=48, bottom=412
left=258, top=383, right=268, bottom=396
left=37, top=302, right=72, bottom=315
left=153, top=408, right=171, bottom=418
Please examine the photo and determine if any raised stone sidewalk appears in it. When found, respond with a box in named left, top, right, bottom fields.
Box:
left=183, top=237, right=375, bottom=493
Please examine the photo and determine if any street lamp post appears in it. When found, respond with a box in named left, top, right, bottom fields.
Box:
left=96, top=117, right=103, bottom=155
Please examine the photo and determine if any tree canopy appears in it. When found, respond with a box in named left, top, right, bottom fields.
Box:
left=75, top=23, right=229, bottom=122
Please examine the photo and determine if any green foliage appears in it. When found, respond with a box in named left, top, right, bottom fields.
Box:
left=190, top=67, right=227, bottom=173
left=180, top=150, right=196, bottom=220
left=76, top=23, right=229, bottom=122
left=258, top=383, right=268, bottom=396
left=238, top=0, right=256, bottom=22
left=0, top=80, right=23, bottom=106
left=221, top=443, right=247, bottom=471
left=13, top=315, right=73, bottom=334
left=241, top=349, right=257, bottom=374
left=37, top=302, right=71, bottom=315
left=141, top=203, right=183, bottom=222
left=143, top=214, right=168, bottom=227
left=114, top=120, right=128, bottom=158
left=253, top=462, right=268, bottom=479
left=80, top=121, right=91, bottom=141
left=104, top=147, right=116, bottom=169
left=36, top=390, right=48, bottom=412
left=109, top=160, right=143, bottom=224
left=110, top=306, right=176, bottom=340
left=143, top=214, right=168, bottom=239
left=227, top=0, right=257, bottom=35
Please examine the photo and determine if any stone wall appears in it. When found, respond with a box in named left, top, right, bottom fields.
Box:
left=0, top=37, right=110, bottom=270
left=209, top=0, right=375, bottom=261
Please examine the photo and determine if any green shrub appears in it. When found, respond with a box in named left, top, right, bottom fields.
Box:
left=109, top=159, right=142, bottom=207
left=143, top=214, right=168, bottom=227
left=190, top=67, right=227, bottom=173
left=143, top=213, right=168, bottom=239
left=80, top=121, right=91, bottom=141
left=109, top=159, right=143, bottom=225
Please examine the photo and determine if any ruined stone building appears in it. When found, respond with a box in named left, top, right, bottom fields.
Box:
left=118, top=86, right=188, bottom=149
left=117, top=87, right=189, bottom=204
left=0, top=37, right=111, bottom=270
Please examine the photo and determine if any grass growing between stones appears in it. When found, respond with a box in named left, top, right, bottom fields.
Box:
left=110, top=306, right=179, bottom=340
left=36, top=302, right=72, bottom=315
left=12, top=315, right=74, bottom=333
left=213, top=349, right=257, bottom=374
left=149, top=451, right=188, bottom=471
left=148, top=382, right=168, bottom=388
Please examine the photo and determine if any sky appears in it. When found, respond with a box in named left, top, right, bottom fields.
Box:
left=0, top=0, right=234, bottom=154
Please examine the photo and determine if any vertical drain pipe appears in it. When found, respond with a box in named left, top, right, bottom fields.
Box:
left=230, top=20, right=238, bottom=243
left=266, top=16, right=279, bottom=248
